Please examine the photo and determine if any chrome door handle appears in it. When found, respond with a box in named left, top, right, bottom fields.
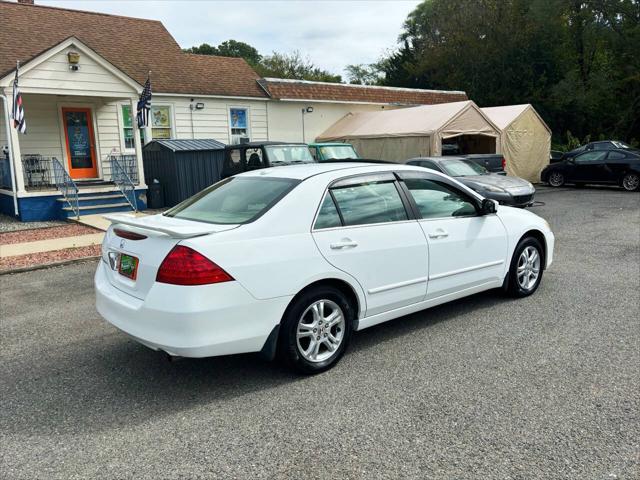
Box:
left=330, top=240, right=358, bottom=249
left=428, top=230, right=449, bottom=239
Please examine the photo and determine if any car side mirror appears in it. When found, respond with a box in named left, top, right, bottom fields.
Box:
left=481, top=198, right=497, bottom=215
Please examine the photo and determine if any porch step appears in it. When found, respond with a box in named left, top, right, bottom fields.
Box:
left=61, top=202, right=133, bottom=218
left=56, top=193, right=127, bottom=207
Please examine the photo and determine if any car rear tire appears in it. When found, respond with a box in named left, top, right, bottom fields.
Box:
left=622, top=173, right=640, bottom=192
left=506, top=237, right=544, bottom=298
left=548, top=171, right=565, bottom=187
left=277, top=286, right=354, bottom=374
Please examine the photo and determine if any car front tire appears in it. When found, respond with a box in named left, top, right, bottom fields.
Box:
left=548, top=171, right=565, bottom=187
left=506, top=237, right=544, bottom=298
left=278, top=286, right=354, bottom=374
left=622, top=173, right=640, bottom=192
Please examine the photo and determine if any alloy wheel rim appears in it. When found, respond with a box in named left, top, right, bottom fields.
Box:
left=296, top=299, right=345, bottom=363
left=623, top=174, right=639, bottom=191
left=549, top=172, right=564, bottom=187
left=517, top=246, right=541, bottom=291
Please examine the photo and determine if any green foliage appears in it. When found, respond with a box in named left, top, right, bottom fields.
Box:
left=345, top=63, right=383, bottom=85
left=376, top=0, right=640, bottom=146
left=185, top=42, right=341, bottom=83
left=184, top=40, right=262, bottom=65
left=255, top=51, right=342, bottom=83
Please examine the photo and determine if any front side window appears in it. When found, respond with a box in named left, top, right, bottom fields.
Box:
left=230, top=108, right=249, bottom=143
left=404, top=178, right=477, bottom=219
left=165, top=177, right=297, bottom=224
left=151, top=106, right=172, bottom=139
left=331, top=182, right=407, bottom=226
left=575, top=151, right=607, bottom=164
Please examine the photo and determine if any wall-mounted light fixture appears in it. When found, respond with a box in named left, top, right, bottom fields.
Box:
left=301, top=106, right=314, bottom=142
left=195, top=102, right=205, bottom=110
left=67, top=51, right=80, bottom=71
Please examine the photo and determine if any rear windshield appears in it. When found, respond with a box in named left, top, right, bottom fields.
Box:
left=265, top=145, right=315, bottom=165
left=318, top=145, right=358, bottom=160
left=164, top=177, right=298, bottom=224
left=441, top=159, right=487, bottom=176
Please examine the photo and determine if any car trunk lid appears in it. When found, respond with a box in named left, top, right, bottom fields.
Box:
left=102, top=214, right=239, bottom=299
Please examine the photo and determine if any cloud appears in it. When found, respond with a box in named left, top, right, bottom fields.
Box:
left=38, top=0, right=421, bottom=76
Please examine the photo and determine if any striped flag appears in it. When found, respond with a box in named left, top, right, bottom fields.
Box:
left=11, top=67, right=26, bottom=134
left=136, top=75, right=152, bottom=128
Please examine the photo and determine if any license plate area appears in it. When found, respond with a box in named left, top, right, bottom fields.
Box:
left=117, top=253, right=139, bottom=280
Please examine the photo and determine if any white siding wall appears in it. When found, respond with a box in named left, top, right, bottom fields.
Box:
left=157, top=96, right=269, bottom=144
left=18, top=47, right=138, bottom=97
left=17, top=94, right=127, bottom=180
left=267, top=101, right=393, bottom=143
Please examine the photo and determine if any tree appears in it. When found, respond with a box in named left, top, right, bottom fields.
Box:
left=185, top=42, right=342, bottom=83
left=377, top=0, right=640, bottom=145
left=184, top=40, right=261, bottom=65
left=255, top=51, right=342, bottom=83
left=345, top=63, right=383, bottom=85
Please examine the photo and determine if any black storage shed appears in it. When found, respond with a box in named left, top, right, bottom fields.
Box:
left=142, top=139, right=226, bottom=208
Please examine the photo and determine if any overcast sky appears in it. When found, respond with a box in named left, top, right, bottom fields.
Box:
left=38, top=0, right=421, bottom=77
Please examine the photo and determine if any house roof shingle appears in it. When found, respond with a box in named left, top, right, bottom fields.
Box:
left=259, top=78, right=468, bottom=105
left=0, top=1, right=267, bottom=98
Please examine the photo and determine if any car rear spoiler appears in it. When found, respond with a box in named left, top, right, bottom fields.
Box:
left=103, top=213, right=230, bottom=239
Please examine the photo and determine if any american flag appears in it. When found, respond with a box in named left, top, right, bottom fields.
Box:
left=12, top=66, right=26, bottom=134
left=137, top=75, right=152, bottom=128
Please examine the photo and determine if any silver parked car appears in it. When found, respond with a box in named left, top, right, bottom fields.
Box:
left=407, top=157, right=535, bottom=207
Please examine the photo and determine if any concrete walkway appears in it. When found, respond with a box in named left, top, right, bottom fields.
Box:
left=0, top=211, right=158, bottom=259
left=0, top=233, right=104, bottom=258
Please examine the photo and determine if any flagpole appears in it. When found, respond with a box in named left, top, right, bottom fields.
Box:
left=1, top=61, right=20, bottom=216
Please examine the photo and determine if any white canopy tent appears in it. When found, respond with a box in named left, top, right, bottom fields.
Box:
left=482, top=104, right=551, bottom=182
left=316, top=101, right=500, bottom=162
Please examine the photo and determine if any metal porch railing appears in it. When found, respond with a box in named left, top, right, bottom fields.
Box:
left=52, top=157, right=79, bottom=218
left=109, top=154, right=138, bottom=212
left=22, top=155, right=55, bottom=190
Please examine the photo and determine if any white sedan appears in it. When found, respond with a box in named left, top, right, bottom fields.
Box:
left=95, top=163, right=554, bottom=374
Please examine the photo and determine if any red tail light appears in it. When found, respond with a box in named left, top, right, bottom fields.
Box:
left=502, top=157, right=506, bottom=170
left=156, top=246, right=233, bottom=285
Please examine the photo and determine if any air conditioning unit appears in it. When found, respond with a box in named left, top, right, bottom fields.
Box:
left=239, top=137, right=250, bottom=144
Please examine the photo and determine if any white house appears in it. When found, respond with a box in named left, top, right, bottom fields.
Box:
left=0, top=0, right=466, bottom=221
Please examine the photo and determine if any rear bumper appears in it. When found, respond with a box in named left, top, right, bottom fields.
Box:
left=95, top=261, right=292, bottom=358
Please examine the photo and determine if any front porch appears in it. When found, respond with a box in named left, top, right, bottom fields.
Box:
left=0, top=37, right=149, bottom=221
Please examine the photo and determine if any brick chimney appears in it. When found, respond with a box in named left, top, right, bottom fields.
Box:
left=17, top=0, right=35, bottom=5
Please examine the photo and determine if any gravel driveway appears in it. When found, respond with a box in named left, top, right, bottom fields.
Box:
left=1, top=186, right=638, bottom=479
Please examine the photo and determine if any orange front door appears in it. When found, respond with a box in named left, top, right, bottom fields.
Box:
left=62, top=107, right=98, bottom=179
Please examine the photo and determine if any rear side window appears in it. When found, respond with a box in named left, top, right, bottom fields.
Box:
left=165, top=177, right=297, bottom=224
left=607, top=151, right=627, bottom=160
left=404, top=178, right=477, bottom=219
left=314, top=194, right=342, bottom=229
left=331, top=182, right=408, bottom=226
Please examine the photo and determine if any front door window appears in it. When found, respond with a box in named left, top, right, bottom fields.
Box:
left=62, top=108, right=98, bottom=179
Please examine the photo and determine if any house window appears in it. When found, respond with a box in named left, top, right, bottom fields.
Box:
left=151, top=106, right=172, bottom=139
left=121, top=104, right=144, bottom=149
left=229, top=107, right=249, bottom=144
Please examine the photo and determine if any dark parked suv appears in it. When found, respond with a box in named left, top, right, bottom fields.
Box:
left=221, top=142, right=315, bottom=178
